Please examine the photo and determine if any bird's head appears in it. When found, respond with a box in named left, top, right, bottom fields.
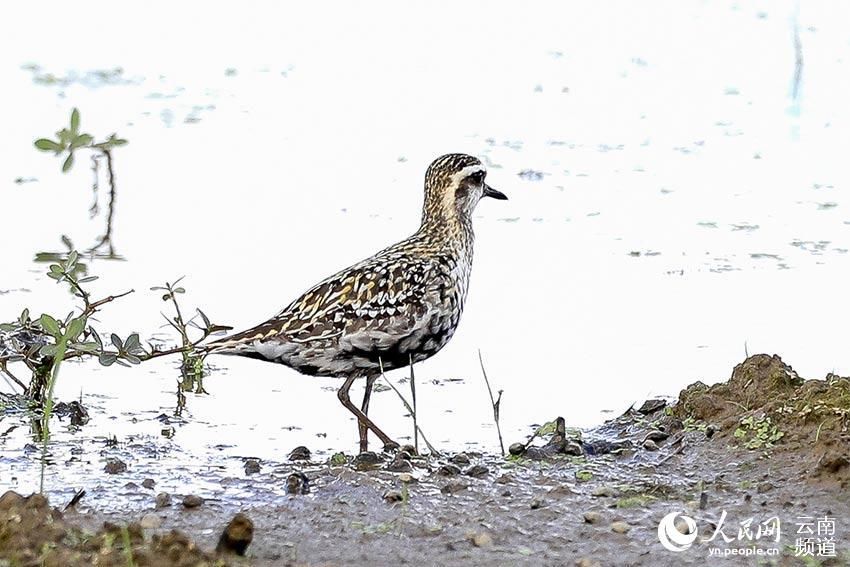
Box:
left=422, top=153, right=507, bottom=226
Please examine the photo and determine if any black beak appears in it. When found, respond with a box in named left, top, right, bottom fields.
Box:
left=483, top=184, right=508, bottom=200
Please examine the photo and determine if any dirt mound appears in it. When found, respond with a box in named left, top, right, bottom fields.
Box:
left=0, top=491, right=229, bottom=567
left=674, top=354, right=850, bottom=487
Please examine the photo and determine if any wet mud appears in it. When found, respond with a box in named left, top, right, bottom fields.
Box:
left=2, top=354, right=849, bottom=566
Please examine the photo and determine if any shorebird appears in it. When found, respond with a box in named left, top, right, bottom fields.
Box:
left=205, top=153, right=507, bottom=451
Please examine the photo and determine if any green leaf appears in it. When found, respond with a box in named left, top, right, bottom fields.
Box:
left=110, top=333, right=123, bottom=351
left=70, top=342, right=100, bottom=353
left=62, top=153, right=75, bottom=173
left=0, top=323, right=16, bottom=332
left=122, top=353, right=141, bottom=365
left=67, top=250, right=78, bottom=266
left=173, top=287, right=185, bottom=294
left=66, top=317, right=86, bottom=341
left=47, top=271, right=63, bottom=280
left=98, top=352, right=118, bottom=366
left=39, top=314, right=61, bottom=337
left=124, top=333, right=141, bottom=352
left=34, top=138, right=62, bottom=152
left=70, top=108, right=80, bottom=134
left=90, top=328, right=103, bottom=347
left=39, top=344, right=58, bottom=357
left=78, top=276, right=99, bottom=283
left=70, top=134, right=93, bottom=149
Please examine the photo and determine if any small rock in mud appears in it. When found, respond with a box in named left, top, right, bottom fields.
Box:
left=467, top=531, right=493, bottom=547
left=530, top=497, right=544, bottom=509
left=383, top=489, right=404, bottom=503
left=508, top=442, right=525, bottom=456
left=438, top=464, right=461, bottom=476
left=637, top=398, right=667, bottom=414
left=576, top=558, right=602, bottom=567
left=643, top=430, right=670, bottom=443
left=141, top=478, right=156, bottom=490
left=244, top=459, right=261, bottom=475
left=385, top=455, right=412, bottom=472
left=398, top=473, right=415, bottom=484
left=182, top=494, right=204, bottom=509
left=591, top=486, right=618, bottom=498
left=0, top=490, right=26, bottom=510
left=124, top=482, right=139, bottom=490
left=642, top=439, right=659, bottom=451
left=155, top=492, right=172, bottom=509
left=610, top=521, right=631, bottom=534
left=464, top=464, right=489, bottom=478
left=286, top=472, right=310, bottom=495
left=140, top=513, right=161, bottom=529
left=217, top=512, right=254, bottom=556
left=288, top=446, right=311, bottom=461
left=399, top=444, right=418, bottom=456
left=440, top=480, right=468, bottom=494
left=450, top=452, right=470, bottom=465
left=353, top=451, right=382, bottom=471
left=104, top=458, right=127, bottom=474
left=757, top=482, right=774, bottom=493
left=583, top=511, right=603, bottom=524
left=816, top=453, right=849, bottom=475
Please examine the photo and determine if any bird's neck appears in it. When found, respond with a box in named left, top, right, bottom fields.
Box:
left=418, top=209, right=475, bottom=261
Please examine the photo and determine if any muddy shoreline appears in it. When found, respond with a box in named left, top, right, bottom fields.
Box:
left=2, top=354, right=849, bottom=566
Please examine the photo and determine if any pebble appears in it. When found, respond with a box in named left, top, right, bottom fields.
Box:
left=439, top=464, right=461, bottom=476
left=464, top=464, right=489, bottom=478
left=383, top=490, right=404, bottom=503
left=288, top=446, right=311, bottom=461
left=140, top=513, right=161, bottom=529
left=217, top=513, right=254, bottom=556
left=644, top=430, right=670, bottom=443
left=398, top=473, right=415, bottom=483
left=286, top=472, right=310, bottom=495
left=104, top=458, right=127, bottom=474
left=450, top=453, right=470, bottom=465
left=637, top=399, right=667, bottom=414
left=583, top=511, right=602, bottom=524
left=353, top=451, right=382, bottom=471
left=182, top=494, right=204, bottom=509
left=141, top=478, right=156, bottom=490
left=468, top=531, right=493, bottom=547
left=244, top=459, right=261, bottom=475
left=399, top=444, right=418, bottom=456
left=611, top=521, right=631, bottom=534
left=530, top=498, right=544, bottom=510
left=591, top=486, right=618, bottom=498
left=440, top=481, right=468, bottom=494
left=385, top=456, right=412, bottom=473
left=155, top=492, right=172, bottom=509
left=575, top=558, right=602, bottom=567
left=508, top=442, right=525, bottom=456
left=642, top=439, right=659, bottom=451
left=757, top=482, right=774, bottom=494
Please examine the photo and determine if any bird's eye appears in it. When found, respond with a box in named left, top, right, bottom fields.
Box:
left=469, top=171, right=484, bottom=184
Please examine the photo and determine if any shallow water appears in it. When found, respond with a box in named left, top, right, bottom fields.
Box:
left=1, top=1, right=850, bottom=499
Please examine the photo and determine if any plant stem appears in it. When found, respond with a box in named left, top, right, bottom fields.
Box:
left=478, top=350, right=505, bottom=456
left=378, top=358, right=440, bottom=456
left=40, top=334, right=69, bottom=494
left=409, top=354, right=418, bottom=454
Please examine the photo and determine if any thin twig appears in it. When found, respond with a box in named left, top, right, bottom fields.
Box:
left=409, top=354, right=418, bottom=454
left=378, top=358, right=440, bottom=456
left=478, top=349, right=505, bottom=456
left=0, top=361, right=27, bottom=391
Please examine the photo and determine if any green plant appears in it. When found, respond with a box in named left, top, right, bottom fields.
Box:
left=478, top=349, right=505, bottom=456
left=734, top=414, right=784, bottom=450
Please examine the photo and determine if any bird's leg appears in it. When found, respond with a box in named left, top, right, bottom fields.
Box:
left=358, top=375, right=378, bottom=452
left=338, top=375, right=397, bottom=452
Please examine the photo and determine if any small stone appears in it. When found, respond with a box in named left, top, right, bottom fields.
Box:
left=637, top=399, right=666, bottom=414
left=583, top=511, right=602, bottom=524
left=757, top=482, right=773, bottom=494
left=450, top=453, right=470, bottom=466
left=353, top=451, right=382, bottom=471
left=244, top=459, right=261, bottom=475
left=141, top=478, right=156, bottom=490
left=286, top=472, right=310, bottom=495
left=524, top=447, right=547, bottom=460
left=385, top=456, right=412, bottom=473
left=140, top=513, right=161, bottom=529
left=530, top=498, right=544, bottom=509
left=383, top=490, right=404, bottom=503
left=104, top=458, right=127, bottom=474
left=591, top=486, right=617, bottom=498
left=0, top=491, right=26, bottom=510
left=575, top=558, right=602, bottom=567
left=464, top=464, right=489, bottom=478
left=124, top=482, right=139, bottom=490
left=468, top=531, right=493, bottom=547
left=398, top=473, right=415, bottom=483
left=699, top=491, right=708, bottom=510
left=564, top=441, right=584, bottom=456
left=643, top=430, right=670, bottom=443
left=155, top=492, right=172, bottom=509
left=610, top=521, right=631, bottom=534
left=217, top=513, right=254, bottom=556
left=288, top=446, right=311, bottom=461
left=440, top=481, right=468, bottom=494
left=438, top=464, right=461, bottom=476
left=642, top=439, right=659, bottom=451
left=501, top=490, right=511, bottom=497
left=399, top=444, right=417, bottom=456
left=508, top=442, right=525, bottom=456
left=182, top=494, right=204, bottom=509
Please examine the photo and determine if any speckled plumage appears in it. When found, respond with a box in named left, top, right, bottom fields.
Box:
left=205, top=153, right=506, bottom=449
